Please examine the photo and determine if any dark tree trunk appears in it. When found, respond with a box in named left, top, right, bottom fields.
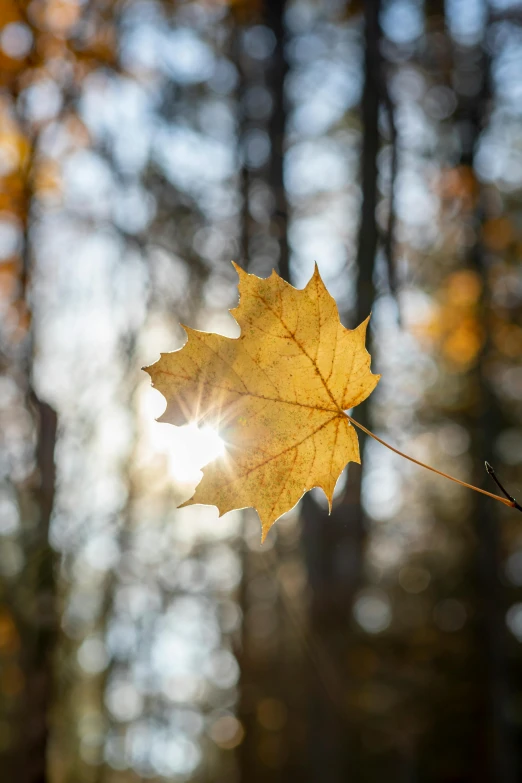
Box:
left=5, top=113, right=60, bottom=782
left=236, top=2, right=303, bottom=781
left=450, top=16, right=517, bottom=781
left=264, top=0, right=290, bottom=282
left=21, top=397, right=58, bottom=783
left=300, top=2, right=383, bottom=780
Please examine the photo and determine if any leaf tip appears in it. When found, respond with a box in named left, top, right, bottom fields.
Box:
left=231, top=261, right=246, bottom=277
left=155, top=408, right=170, bottom=424
left=259, top=513, right=275, bottom=544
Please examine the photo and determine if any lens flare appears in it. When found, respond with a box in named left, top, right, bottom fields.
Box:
left=140, top=385, right=226, bottom=484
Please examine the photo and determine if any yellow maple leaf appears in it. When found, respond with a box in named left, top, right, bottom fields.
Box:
left=145, top=264, right=380, bottom=540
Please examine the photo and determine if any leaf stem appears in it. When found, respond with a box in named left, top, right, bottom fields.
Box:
left=346, top=415, right=515, bottom=509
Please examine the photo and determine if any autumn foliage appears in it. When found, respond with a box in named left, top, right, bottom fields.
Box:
left=146, top=264, right=379, bottom=539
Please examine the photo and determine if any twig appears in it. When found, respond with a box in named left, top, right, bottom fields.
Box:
left=347, top=415, right=516, bottom=509
left=485, top=461, right=522, bottom=512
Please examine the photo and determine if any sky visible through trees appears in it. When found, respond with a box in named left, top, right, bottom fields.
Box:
left=1, top=0, right=522, bottom=782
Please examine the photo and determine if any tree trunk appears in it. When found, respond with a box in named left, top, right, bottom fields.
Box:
left=451, top=21, right=517, bottom=781
left=301, top=2, right=383, bottom=780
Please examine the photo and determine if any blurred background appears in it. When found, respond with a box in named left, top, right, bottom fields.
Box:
left=1, top=0, right=522, bottom=781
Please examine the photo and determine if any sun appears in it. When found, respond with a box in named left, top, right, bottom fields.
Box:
left=165, top=422, right=226, bottom=483
left=140, top=385, right=226, bottom=484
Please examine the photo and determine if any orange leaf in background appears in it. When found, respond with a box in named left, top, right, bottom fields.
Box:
left=411, top=270, right=484, bottom=370
left=482, top=217, right=514, bottom=252
left=145, top=264, right=380, bottom=540
left=437, top=165, right=479, bottom=209
left=34, top=158, right=62, bottom=200
left=44, top=0, right=82, bottom=34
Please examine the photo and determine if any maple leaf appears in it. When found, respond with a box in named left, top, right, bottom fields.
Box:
left=145, top=264, right=380, bottom=540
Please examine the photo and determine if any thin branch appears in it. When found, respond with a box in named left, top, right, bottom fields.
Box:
left=485, top=461, right=522, bottom=512
left=347, top=415, right=515, bottom=509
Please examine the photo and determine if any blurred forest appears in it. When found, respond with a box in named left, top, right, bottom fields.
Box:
left=1, top=0, right=522, bottom=781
